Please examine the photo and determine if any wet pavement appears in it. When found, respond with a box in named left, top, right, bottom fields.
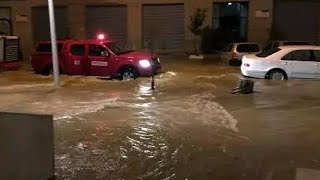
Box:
left=1, top=56, right=320, bottom=180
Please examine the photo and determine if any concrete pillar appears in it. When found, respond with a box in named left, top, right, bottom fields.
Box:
left=184, top=0, right=212, bottom=52
left=0, top=112, right=54, bottom=180
left=317, top=14, right=320, bottom=44
left=68, top=4, right=86, bottom=39
left=248, top=0, right=273, bottom=45
left=127, top=2, right=142, bottom=49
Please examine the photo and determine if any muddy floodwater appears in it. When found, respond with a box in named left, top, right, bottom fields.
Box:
left=1, top=56, right=320, bottom=180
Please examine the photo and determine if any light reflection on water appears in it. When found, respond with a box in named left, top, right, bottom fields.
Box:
left=120, top=89, right=178, bottom=180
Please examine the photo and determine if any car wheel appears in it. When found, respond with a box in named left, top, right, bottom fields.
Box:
left=118, top=67, right=139, bottom=81
left=267, top=70, right=286, bottom=80
left=41, top=65, right=52, bottom=76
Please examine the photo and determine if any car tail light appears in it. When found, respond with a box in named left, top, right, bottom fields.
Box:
left=243, top=63, right=250, bottom=67
left=232, top=52, right=238, bottom=59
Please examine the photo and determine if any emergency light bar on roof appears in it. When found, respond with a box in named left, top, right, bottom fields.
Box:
left=96, top=33, right=109, bottom=40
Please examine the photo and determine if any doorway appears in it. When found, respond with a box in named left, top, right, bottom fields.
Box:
left=212, top=2, right=248, bottom=44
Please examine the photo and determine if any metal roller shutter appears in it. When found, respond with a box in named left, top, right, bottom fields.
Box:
left=86, top=6, right=127, bottom=44
left=32, top=7, right=68, bottom=43
left=273, top=0, right=320, bottom=42
left=143, top=4, right=184, bottom=50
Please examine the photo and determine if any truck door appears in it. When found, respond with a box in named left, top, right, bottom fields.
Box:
left=87, top=44, right=111, bottom=76
left=66, top=43, right=86, bottom=75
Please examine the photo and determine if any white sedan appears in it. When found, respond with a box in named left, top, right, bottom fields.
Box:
left=241, top=45, right=320, bottom=80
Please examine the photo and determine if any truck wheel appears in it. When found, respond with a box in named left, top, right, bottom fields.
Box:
left=41, top=65, right=62, bottom=76
left=118, top=66, right=139, bottom=81
left=41, top=65, right=52, bottom=76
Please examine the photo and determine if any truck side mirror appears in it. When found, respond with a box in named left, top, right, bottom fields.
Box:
left=100, top=51, right=109, bottom=57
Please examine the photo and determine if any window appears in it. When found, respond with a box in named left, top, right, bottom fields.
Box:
left=36, top=43, right=63, bottom=53
left=282, top=50, right=312, bottom=61
left=105, top=42, right=133, bottom=55
left=236, top=44, right=260, bottom=53
left=312, top=50, right=320, bottom=62
left=70, top=44, right=85, bottom=56
left=89, top=45, right=107, bottom=56
left=256, top=48, right=281, bottom=58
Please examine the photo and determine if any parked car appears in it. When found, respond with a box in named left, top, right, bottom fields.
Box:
left=219, top=42, right=261, bottom=66
left=241, top=45, right=320, bottom=80
left=31, top=38, right=161, bottom=80
left=263, top=40, right=312, bottom=52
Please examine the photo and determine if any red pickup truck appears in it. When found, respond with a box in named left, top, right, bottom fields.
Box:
left=31, top=39, right=161, bottom=80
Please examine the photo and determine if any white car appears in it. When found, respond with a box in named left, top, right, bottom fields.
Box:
left=241, top=45, right=320, bottom=80
left=220, top=43, right=261, bottom=66
left=263, top=41, right=312, bottom=51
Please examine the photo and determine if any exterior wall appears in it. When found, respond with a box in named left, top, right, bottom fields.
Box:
left=247, top=0, right=273, bottom=44
left=0, top=0, right=274, bottom=60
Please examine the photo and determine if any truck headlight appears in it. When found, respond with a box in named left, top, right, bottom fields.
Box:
left=139, top=59, right=151, bottom=68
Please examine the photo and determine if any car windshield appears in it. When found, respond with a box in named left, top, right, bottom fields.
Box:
left=236, top=44, right=260, bottom=53
left=105, top=42, right=133, bottom=55
left=256, top=48, right=281, bottom=58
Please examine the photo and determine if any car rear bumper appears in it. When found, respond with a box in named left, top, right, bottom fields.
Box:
left=241, top=67, right=266, bottom=79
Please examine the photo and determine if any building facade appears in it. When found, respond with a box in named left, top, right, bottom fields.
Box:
left=0, top=0, right=319, bottom=59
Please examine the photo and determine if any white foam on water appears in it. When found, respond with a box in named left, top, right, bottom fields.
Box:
left=53, top=97, right=120, bottom=120
left=193, top=75, right=226, bottom=80
left=156, top=92, right=238, bottom=132
left=0, top=83, right=52, bottom=90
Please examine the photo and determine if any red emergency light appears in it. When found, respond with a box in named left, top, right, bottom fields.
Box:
left=97, top=33, right=107, bottom=40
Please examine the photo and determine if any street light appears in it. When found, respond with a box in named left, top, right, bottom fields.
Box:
left=48, top=0, right=60, bottom=88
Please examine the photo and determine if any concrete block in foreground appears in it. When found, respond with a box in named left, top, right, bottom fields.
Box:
left=296, top=168, right=320, bottom=180
left=0, top=112, right=54, bottom=180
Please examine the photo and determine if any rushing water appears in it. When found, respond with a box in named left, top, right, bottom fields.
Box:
left=1, top=58, right=320, bottom=179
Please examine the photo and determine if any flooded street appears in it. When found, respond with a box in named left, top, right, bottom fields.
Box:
left=1, top=56, right=320, bottom=179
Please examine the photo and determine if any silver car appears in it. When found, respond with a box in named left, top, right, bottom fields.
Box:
left=219, top=42, right=261, bottom=66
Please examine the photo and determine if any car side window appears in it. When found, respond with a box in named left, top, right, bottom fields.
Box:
left=89, top=45, right=107, bottom=57
left=282, top=50, right=312, bottom=61
left=312, top=50, right=320, bottom=62
left=70, top=44, right=85, bottom=56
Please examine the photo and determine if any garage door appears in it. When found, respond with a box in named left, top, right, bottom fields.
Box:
left=86, top=6, right=127, bottom=44
left=142, top=4, right=184, bottom=50
left=32, top=7, right=67, bottom=43
left=273, top=0, right=320, bottom=42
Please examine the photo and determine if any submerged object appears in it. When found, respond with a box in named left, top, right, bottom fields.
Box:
left=232, top=79, right=254, bottom=94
